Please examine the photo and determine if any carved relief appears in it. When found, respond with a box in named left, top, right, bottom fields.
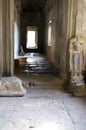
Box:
left=68, top=36, right=86, bottom=96
left=69, top=36, right=86, bottom=75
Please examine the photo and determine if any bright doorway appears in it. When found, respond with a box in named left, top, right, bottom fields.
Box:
left=26, top=26, right=38, bottom=49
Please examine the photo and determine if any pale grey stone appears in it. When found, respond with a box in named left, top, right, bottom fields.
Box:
left=0, top=76, right=26, bottom=97
left=68, top=36, right=86, bottom=97
left=0, top=89, right=86, bottom=130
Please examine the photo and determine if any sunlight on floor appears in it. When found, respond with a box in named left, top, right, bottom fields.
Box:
left=26, top=58, right=35, bottom=63
left=33, top=122, right=58, bottom=130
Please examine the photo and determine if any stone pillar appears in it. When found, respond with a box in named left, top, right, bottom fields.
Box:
left=9, top=0, right=14, bottom=75
left=2, top=0, right=14, bottom=76
left=0, top=0, right=3, bottom=75
left=4, top=0, right=10, bottom=76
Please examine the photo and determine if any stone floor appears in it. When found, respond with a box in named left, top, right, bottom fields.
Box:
left=1, top=53, right=85, bottom=130
left=0, top=88, right=86, bottom=130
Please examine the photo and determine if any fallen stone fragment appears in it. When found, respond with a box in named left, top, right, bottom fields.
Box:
left=0, top=76, right=26, bottom=97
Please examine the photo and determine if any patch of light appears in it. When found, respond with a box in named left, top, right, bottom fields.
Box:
left=26, top=58, right=35, bottom=63
left=33, top=122, right=59, bottom=130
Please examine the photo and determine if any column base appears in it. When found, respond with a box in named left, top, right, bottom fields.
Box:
left=69, top=75, right=86, bottom=97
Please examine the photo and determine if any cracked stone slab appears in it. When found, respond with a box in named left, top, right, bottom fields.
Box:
left=0, top=76, right=26, bottom=97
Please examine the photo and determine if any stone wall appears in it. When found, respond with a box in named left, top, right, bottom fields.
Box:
left=76, top=0, right=86, bottom=79
left=77, top=0, right=86, bottom=38
left=44, top=0, right=69, bottom=77
left=66, top=0, right=86, bottom=73
left=44, top=0, right=86, bottom=77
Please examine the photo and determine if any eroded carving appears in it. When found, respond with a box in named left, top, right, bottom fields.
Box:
left=69, top=36, right=86, bottom=96
left=69, top=36, right=85, bottom=75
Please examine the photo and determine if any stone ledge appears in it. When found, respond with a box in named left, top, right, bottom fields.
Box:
left=0, top=76, right=26, bottom=97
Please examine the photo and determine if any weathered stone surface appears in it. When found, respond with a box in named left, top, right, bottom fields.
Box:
left=73, top=86, right=86, bottom=97
left=15, top=53, right=59, bottom=75
left=68, top=75, right=86, bottom=97
left=0, top=88, right=86, bottom=130
left=0, top=76, right=26, bottom=97
left=69, top=76, right=86, bottom=96
left=68, top=36, right=86, bottom=97
left=69, top=36, right=86, bottom=74
left=44, top=0, right=69, bottom=77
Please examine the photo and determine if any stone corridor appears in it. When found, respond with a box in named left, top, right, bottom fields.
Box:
left=0, top=0, right=86, bottom=129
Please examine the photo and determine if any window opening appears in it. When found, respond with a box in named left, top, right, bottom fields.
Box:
left=48, top=20, right=52, bottom=47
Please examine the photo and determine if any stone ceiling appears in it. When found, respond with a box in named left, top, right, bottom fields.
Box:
left=21, top=0, right=47, bottom=12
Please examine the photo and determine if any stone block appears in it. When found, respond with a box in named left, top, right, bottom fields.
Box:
left=73, top=86, right=86, bottom=97
left=0, top=76, right=26, bottom=97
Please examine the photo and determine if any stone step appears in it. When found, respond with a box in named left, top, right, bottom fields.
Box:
left=15, top=53, right=59, bottom=75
